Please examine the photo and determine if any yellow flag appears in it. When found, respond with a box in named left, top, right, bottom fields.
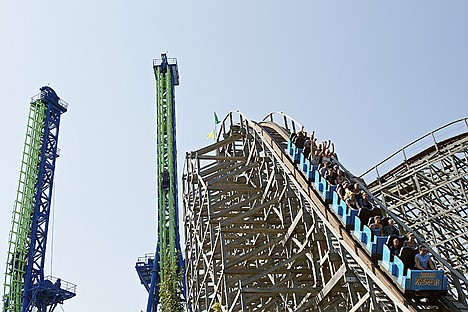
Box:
left=207, top=131, right=215, bottom=139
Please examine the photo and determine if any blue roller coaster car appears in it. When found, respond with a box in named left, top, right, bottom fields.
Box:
left=381, top=239, right=448, bottom=294
left=286, top=138, right=449, bottom=296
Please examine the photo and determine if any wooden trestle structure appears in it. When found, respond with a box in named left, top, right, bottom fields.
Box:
left=362, top=118, right=468, bottom=309
left=182, top=112, right=467, bottom=312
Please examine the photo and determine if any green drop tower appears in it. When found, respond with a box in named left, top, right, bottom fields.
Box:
left=135, top=54, right=185, bottom=312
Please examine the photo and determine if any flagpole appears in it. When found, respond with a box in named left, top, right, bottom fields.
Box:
left=208, top=112, right=220, bottom=141
left=213, top=112, right=220, bottom=141
left=213, top=117, right=216, bottom=142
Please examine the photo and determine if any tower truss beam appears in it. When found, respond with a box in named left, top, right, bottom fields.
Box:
left=136, top=54, right=185, bottom=312
left=3, top=87, right=75, bottom=312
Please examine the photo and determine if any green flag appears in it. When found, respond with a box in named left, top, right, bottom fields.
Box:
left=214, top=112, right=220, bottom=124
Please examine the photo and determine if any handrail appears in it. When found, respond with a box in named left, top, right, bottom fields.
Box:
left=262, top=111, right=304, bottom=136
left=45, top=275, right=77, bottom=293
left=31, top=93, right=69, bottom=111
left=153, top=57, right=177, bottom=66
left=136, top=253, right=155, bottom=263
left=360, top=118, right=468, bottom=181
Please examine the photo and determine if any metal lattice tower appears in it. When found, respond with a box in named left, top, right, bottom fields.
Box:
left=361, top=118, right=468, bottom=309
left=136, top=54, right=185, bottom=312
left=3, top=87, right=76, bottom=312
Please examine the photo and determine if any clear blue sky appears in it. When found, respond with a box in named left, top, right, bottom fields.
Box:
left=0, top=1, right=467, bottom=311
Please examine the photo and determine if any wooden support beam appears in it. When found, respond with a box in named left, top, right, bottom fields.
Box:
left=208, top=182, right=258, bottom=192
left=197, top=155, right=245, bottom=161
left=241, top=247, right=313, bottom=285
left=241, top=287, right=317, bottom=294
left=195, top=134, right=242, bottom=156
left=314, top=264, right=347, bottom=307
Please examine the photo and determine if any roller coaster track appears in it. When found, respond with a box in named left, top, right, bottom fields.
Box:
left=361, top=118, right=468, bottom=309
left=182, top=111, right=467, bottom=311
